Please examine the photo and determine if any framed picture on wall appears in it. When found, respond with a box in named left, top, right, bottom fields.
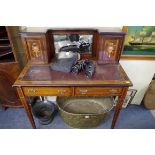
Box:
left=114, top=89, right=137, bottom=108
left=121, top=26, right=155, bottom=60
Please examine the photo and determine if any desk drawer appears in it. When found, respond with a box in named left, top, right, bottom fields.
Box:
left=75, top=87, right=122, bottom=96
left=22, top=87, right=73, bottom=96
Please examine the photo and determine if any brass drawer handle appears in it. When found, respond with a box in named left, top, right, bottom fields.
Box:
left=58, top=89, right=66, bottom=94
left=110, top=89, right=118, bottom=93
left=79, top=89, right=88, bottom=93
left=27, top=89, right=37, bottom=93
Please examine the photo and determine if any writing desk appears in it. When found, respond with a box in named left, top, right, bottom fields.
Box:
left=14, top=62, right=132, bottom=129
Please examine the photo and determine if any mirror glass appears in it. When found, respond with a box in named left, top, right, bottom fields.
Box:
left=53, top=34, right=93, bottom=54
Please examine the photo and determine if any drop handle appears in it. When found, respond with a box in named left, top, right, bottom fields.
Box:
left=27, top=89, right=37, bottom=93
left=79, top=89, right=88, bottom=93
left=110, top=89, right=118, bottom=93
left=58, top=89, right=66, bottom=94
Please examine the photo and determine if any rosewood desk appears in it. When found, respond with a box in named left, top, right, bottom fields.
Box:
left=13, top=62, right=132, bottom=129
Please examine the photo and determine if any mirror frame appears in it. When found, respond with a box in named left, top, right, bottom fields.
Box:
left=46, top=29, right=98, bottom=59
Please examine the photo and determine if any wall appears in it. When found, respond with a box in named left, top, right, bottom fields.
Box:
left=120, top=60, right=155, bottom=104
left=20, top=27, right=155, bottom=105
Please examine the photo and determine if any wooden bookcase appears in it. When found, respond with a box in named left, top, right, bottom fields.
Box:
left=0, top=26, right=22, bottom=108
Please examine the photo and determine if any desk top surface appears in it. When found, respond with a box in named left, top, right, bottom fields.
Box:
left=14, top=62, right=132, bottom=87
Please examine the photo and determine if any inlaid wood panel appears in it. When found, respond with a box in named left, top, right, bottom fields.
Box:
left=98, top=33, right=125, bottom=63
left=21, top=33, right=49, bottom=64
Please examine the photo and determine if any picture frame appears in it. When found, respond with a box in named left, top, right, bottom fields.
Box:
left=114, top=89, right=137, bottom=108
left=152, top=73, right=155, bottom=80
left=46, top=29, right=98, bottom=59
left=121, top=26, right=155, bottom=60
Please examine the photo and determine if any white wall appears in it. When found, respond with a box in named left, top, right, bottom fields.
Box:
left=20, top=27, right=123, bottom=33
left=21, top=27, right=155, bottom=105
left=120, top=60, right=155, bottom=104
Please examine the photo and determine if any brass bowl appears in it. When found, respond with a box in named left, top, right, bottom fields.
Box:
left=56, top=96, right=114, bottom=128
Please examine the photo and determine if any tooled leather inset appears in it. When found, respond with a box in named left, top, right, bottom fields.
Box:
left=22, top=64, right=125, bottom=81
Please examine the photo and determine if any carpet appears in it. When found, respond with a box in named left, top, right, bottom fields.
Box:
left=0, top=104, right=155, bottom=129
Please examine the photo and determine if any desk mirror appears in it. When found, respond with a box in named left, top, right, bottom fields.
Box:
left=47, top=29, right=98, bottom=59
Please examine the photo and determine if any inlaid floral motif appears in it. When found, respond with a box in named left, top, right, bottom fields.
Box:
left=31, top=42, right=41, bottom=58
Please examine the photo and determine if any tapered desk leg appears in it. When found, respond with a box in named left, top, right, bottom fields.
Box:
left=111, top=87, right=128, bottom=129
left=17, top=87, right=36, bottom=129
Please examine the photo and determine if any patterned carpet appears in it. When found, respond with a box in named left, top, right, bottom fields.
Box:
left=0, top=104, right=155, bottom=129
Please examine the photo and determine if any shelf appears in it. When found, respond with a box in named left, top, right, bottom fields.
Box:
left=0, top=44, right=11, bottom=48
left=0, top=52, right=15, bottom=63
left=0, top=43, right=14, bottom=60
left=0, top=26, right=15, bottom=63
left=0, top=37, right=10, bottom=44
left=0, top=46, right=12, bottom=51
left=0, top=57, right=15, bottom=63
left=0, top=50, right=12, bottom=58
left=0, top=37, right=9, bottom=41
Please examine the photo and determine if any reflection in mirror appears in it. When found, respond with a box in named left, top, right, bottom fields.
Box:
left=53, top=34, right=93, bottom=54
